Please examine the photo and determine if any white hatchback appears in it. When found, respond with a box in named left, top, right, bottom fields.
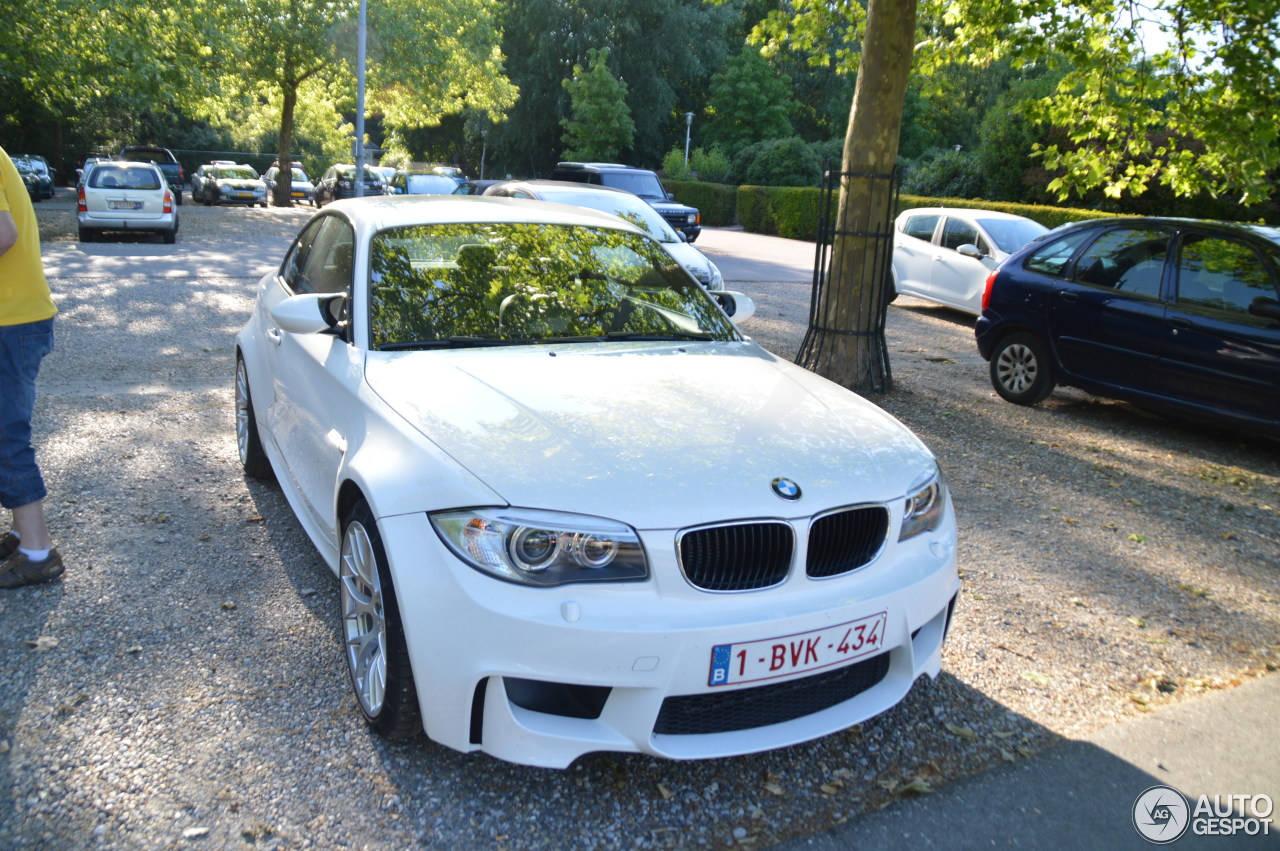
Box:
left=235, top=196, right=959, bottom=768
left=77, top=161, right=178, bottom=243
left=893, top=207, right=1048, bottom=315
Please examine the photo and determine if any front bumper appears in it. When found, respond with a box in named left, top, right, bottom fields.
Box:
left=377, top=509, right=959, bottom=768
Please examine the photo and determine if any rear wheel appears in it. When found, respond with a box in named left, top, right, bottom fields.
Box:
left=78, top=227, right=94, bottom=243
left=162, top=230, right=176, bottom=245
left=340, top=500, right=421, bottom=739
left=990, top=331, right=1056, bottom=405
left=234, top=355, right=273, bottom=479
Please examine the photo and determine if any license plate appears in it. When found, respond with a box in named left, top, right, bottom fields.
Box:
left=291, top=191, right=303, bottom=198
left=237, top=192, right=253, bottom=198
left=108, top=200, right=142, bottom=211
left=708, top=611, right=888, bottom=687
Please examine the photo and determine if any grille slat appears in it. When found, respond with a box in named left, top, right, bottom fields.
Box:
left=679, top=522, right=793, bottom=591
left=653, top=652, right=891, bottom=735
left=807, top=506, right=889, bottom=578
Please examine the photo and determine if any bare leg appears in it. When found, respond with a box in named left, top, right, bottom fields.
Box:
left=11, top=500, right=53, bottom=551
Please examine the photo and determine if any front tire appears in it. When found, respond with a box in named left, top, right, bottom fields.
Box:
left=990, top=331, right=1056, bottom=405
left=340, top=500, right=421, bottom=739
left=234, top=355, right=273, bottom=479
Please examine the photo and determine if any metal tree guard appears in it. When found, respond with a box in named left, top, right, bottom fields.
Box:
left=796, top=168, right=900, bottom=394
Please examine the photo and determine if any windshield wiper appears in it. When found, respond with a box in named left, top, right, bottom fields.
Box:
left=604, top=331, right=715, bottom=342
left=379, top=336, right=529, bottom=350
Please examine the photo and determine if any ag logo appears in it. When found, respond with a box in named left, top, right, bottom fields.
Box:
left=771, top=477, right=801, bottom=500
left=1133, top=785, right=1190, bottom=844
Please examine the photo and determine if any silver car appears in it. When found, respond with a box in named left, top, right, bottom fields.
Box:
left=77, top=161, right=178, bottom=244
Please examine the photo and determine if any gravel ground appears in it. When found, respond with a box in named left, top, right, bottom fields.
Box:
left=2, top=200, right=1277, bottom=850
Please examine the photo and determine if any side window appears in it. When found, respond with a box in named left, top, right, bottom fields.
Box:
left=280, top=218, right=325, bottom=293
left=1023, top=229, right=1093, bottom=277
left=902, top=215, right=939, bottom=242
left=940, top=218, right=980, bottom=251
left=1072, top=228, right=1169, bottom=298
left=1177, top=235, right=1280, bottom=314
left=298, top=216, right=356, bottom=294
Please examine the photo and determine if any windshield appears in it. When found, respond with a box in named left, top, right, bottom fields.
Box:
left=542, top=190, right=680, bottom=243
left=978, top=218, right=1050, bottom=253
left=405, top=174, right=459, bottom=194
left=599, top=172, right=666, bottom=200
left=221, top=167, right=259, bottom=180
left=291, top=168, right=309, bottom=182
left=369, top=222, right=738, bottom=349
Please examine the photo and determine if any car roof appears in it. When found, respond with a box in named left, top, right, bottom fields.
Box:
left=497, top=179, right=636, bottom=198
left=1051, top=216, right=1280, bottom=245
left=321, top=195, right=649, bottom=236
left=898, top=207, right=1036, bottom=222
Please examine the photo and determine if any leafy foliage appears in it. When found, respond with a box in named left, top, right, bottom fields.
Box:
left=560, top=48, right=636, bottom=162
left=703, top=48, right=796, bottom=157
left=732, top=137, right=822, bottom=187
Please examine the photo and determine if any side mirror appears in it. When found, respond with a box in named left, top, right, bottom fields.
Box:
left=270, top=293, right=346, bottom=334
left=666, top=192, right=675, bottom=201
left=956, top=243, right=986, bottom=260
left=712, top=290, right=756, bottom=323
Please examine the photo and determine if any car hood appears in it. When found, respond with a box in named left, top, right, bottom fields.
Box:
left=363, top=342, right=934, bottom=529
left=650, top=200, right=697, bottom=214
left=223, top=180, right=264, bottom=190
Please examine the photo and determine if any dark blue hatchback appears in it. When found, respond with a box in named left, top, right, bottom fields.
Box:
left=975, top=217, right=1280, bottom=436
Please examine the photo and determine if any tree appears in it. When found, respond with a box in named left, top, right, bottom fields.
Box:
left=560, top=48, right=636, bottom=162
left=703, top=47, right=796, bottom=157
left=795, top=0, right=917, bottom=392
left=493, top=0, right=738, bottom=172
left=197, top=0, right=515, bottom=206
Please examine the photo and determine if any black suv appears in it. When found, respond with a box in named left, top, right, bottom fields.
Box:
left=119, top=146, right=184, bottom=205
left=550, top=162, right=701, bottom=242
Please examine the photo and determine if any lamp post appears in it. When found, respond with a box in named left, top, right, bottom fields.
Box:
left=354, top=0, right=367, bottom=197
left=683, top=112, right=694, bottom=166
left=480, top=129, right=488, bottom=180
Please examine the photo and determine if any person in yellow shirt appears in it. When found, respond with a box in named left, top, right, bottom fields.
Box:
left=0, top=145, right=62, bottom=588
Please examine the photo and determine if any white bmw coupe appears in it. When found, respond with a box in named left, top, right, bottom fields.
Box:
left=235, top=195, right=959, bottom=768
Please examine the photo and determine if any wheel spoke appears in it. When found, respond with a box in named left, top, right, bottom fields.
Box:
left=340, top=521, right=387, bottom=717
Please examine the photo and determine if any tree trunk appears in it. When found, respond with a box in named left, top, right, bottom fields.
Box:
left=796, top=0, right=917, bottom=393
left=274, top=84, right=298, bottom=207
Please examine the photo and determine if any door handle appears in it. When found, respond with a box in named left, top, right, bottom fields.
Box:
left=266, top=327, right=283, bottom=346
left=1169, top=318, right=1192, bottom=329
left=1058, top=291, right=1079, bottom=303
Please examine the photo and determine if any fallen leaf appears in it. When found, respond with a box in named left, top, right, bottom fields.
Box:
left=763, top=781, right=785, bottom=796
left=657, top=783, right=673, bottom=800
left=897, top=777, right=934, bottom=797
left=1128, top=616, right=1148, bottom=629
left=1128, top=533, right=1149, bottom=543
left=220, top=601, right=237, bottom=611
left=182, top=826, right=210, bottom=839
left=1022, top=670, right=1051, bottom=684
left=25, top=636, right=58, bottom=651
left=945, top=722, right=977, bottom=741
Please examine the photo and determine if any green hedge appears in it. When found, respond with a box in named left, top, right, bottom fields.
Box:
left=667, top=180, right=1121, bottom=240
left=664, top=178, right=737, bottom=227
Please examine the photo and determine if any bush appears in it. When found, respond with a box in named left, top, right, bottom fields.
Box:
left=662, top=147, right=692, bottom=181
left=732, top=137, right=822, bottom=187
left=900, top=149, right=986, bottom=199
left=689, top=147, right=732, bottom=184
left=664, top=178, right=738, bottom=226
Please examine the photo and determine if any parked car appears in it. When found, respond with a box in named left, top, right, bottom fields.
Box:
left=387, top=171, right=459, bottom=196
left=314, top=164, right=385, bottom=204
left=16, top=156, right=56, bottom=199
left=13, top=157, right=49, bottom=201
left=77, top=160, right=178, bottom=243
left=893, top=207, right=1048, bottom=315
left=483, top=180, right=724, bottom=290
left=196, top=162, right=267, bottom=207
left=452, top=179, right=506, bottom=196
left=75, top=155, right=110, bottom=187
left=976, top=217, right=1280, bottom=436
left=234, top=195, right=958, bottom=768
left=119, top=145, right=184, bottom=205
left=370, top=165, right=398, bottom=193
left=551, top=162, right=702, bottom=242
left=263, top=162, right=316, bottom=206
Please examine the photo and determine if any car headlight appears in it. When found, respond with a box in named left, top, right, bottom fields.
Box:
left=431, top=508, right=649, bottom=586
left=899, top=468, right=948, bottom=541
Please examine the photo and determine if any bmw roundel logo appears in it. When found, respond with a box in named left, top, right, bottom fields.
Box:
left=771, top=478, right=802, bottom=500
